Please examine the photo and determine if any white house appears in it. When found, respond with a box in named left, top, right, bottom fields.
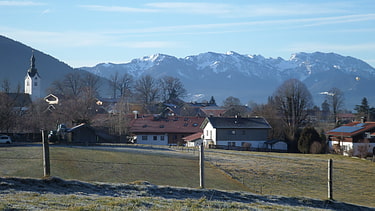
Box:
left=201, top=116, right=275, bottom=150
left=129, top=114, right=204, bottom=146
left=183, top=132, right=203, bottom=147
left=326, top=120, right=375, bottom=157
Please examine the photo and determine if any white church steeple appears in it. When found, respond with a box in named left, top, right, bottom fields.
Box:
left=25, top=52, right=42, bottom=100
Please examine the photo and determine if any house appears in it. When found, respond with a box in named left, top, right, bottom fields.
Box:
left=183, top=132, right=203, bottom=147
left=129, top=114, right=204, bottom=146
left=326, top=120, right=375, bottom=156
left=199, top=106, right=227, bottom=117
left=201, top=116, right=272, bottom=150
left=264, top=140, right=288, bottom=152
left=5, top=93, right=32, bottom=113
left=66, top=123, right=98, bottom=144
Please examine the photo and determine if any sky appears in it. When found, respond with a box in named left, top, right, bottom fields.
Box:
left=0, top=0, right=374, bottom=68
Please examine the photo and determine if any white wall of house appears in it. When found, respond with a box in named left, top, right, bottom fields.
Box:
left=186, top=139, right=202, bottom=147
left=329, top=141, right=375, bottom=156
left=203, top=122, right=216, bottom=145
left=268, top=141, right=288, bottom=151
left=218, top=140, right=266, bottom=148
left=135, top=134, right=168, bottom=145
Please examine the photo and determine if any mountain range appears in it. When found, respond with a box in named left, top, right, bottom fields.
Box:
left=1, top=34, right=374, bottom=110
left=81, top=51, right=375, bottom=109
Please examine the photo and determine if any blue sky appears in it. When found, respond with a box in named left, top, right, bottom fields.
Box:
left=1, top=0, right=374, bottom=68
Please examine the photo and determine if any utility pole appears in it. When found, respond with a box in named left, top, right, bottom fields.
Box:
left=328, top=159, right=333, bottom=200
left=199, top=142, right=205, bottom=189
left=42, top=129, right=51, bottom=177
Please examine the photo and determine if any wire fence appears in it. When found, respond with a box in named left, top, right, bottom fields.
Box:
left=0, top=144, right=374, bottom=207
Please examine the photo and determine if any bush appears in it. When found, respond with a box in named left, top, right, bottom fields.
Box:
left=298, top=127, right=322, bottom=154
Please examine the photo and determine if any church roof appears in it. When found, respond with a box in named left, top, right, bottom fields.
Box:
left=27, top=54, right=40, bottom=78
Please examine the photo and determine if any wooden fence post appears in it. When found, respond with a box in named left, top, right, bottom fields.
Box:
left=42, top=129, right=51, bottom=177
left=199, top=142, right=205, bottom=189
left=328, top=159, right=333, bottom=200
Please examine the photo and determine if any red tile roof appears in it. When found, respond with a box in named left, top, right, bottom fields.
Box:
left=130, top=115, right=204, bottom=134
left=326, top=121, right=375, bottom=137
left=183, top=132, right=203, bottom=142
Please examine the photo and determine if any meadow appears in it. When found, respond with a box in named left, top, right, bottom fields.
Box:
left=0, top=145, right=374, bottom=209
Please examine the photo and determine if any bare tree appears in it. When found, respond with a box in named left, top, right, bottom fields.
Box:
left=135, top=75, right=159, bottom=105
left=64, top=72, right=82, bottom=98
left=109, top=72, right=134, bottom=99
left=159, top=76, right=186, bottom=103
left=1, top=79, right=10, bottom=93
left=118, top=73, right=133, bottom=99
left=273, top=79, right=313, bottom=143
left=223, top=96, right=241, bottom=107
left=82, top=72, right=101, bottom=98
left=109, top=72, right=119, bottom=98
left=251, top=98, right=284, bottom=140
left=0, top=93, right=16, bottom=133
left=326, top=87, right=344, bottom=122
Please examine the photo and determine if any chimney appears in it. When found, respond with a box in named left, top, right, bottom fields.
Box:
left=133, top=111, right=139, bottom=119
left=361, top=116, right=367, bottom=123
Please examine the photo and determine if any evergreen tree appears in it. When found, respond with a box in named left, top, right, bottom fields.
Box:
left=354, top=97, right=370, bottom=120
left=298, top=127, right=322, bottom=153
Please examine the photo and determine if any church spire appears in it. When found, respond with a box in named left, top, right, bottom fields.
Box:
left=27, top=51, right=38, bottom=77
left=31, top=51, right=35, bottom=69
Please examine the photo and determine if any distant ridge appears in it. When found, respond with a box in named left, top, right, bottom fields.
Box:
left=81, top=51, right=375, bottom=109
left=2, top=34, right=374, bottom=109
left=0, top=35, right=110, bottom=97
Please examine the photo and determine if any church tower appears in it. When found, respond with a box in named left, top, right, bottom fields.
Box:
left=25, top=53, right=42, bottom=100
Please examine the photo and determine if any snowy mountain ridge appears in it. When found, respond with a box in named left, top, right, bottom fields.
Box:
left=81, top=51, right=375, bottom=108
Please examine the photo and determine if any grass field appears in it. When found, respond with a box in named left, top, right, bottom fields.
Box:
left=0, top=146, right=248, bottom=191
left=0, top=145, right=374, bottom=208
left=203, top=150, right=375, bottom=207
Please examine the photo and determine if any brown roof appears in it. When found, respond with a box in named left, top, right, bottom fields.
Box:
left=130, top=115, right=204, bottom=134
left=183, top=132, right=203, bottom=142
left=326, top=121, right=375, bottom=137
left=200, top=106, right=226, bottom=117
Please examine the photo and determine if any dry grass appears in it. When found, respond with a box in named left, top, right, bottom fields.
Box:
left=204, top=150, right=375, bottom=207
left=0, top=146, right=248, bottom=191
left=0, top=145, right=374, bottom=208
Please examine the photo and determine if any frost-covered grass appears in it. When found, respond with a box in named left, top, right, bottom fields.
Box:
left=0, top=146, right=247, bottom=191
left=204, top=150, right=375, bottom=207
left=0, top=145, right=374, bottom=208
left=0, top=177, right=371, bottom=210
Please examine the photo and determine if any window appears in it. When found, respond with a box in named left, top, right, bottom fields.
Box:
left=153, top=136, right=157, bottom=141
left=142, top=136, right=147, bottom=140
left=160, top=136, right=165, bottom=141
left=34, top=82, right=38, bottom=86
left=228, top=142, right=236, bottom=146
left=242, top=130, right=246, bottom=135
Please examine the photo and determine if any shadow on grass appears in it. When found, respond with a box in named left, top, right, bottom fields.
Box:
left=0, top=177, right=372, bottom=211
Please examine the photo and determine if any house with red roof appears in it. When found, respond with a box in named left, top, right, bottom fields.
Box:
left=183, top=132, right=203, bottom=147
left=326, top=119, right=375, bottom=156
left=129, top=113, right=204, bottom=146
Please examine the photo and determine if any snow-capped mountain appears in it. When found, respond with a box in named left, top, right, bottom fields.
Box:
left=81, top=51, right=375, bottom=109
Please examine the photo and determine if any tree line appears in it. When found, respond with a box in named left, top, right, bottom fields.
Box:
left=0, top=73, right=373, bottom=153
